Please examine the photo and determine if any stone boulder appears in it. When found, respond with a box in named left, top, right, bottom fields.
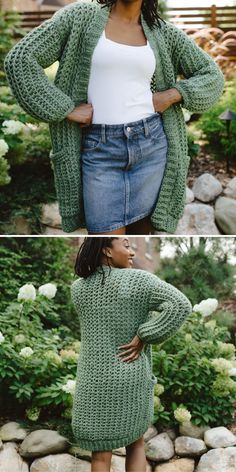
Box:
left=156, top=458, right=195, bottom=472
left=0, top=422, right=28, bottom=442
left=174, top=436, right=207, bottom=457
left=204, top=427, right=236, bottom=448
left=186, top=187, right=194, bottom=204
left=0, top=442, right=29, bottom=472
left=179, top=421, right=210, bottom=439
left=175, top=203, right=220, bottom=234
left=20, top=430, right=69, bottom=458
left=223, top=177, right=236, bottom=199
left=192, top=173, right=222, bottom=202
left=30, top=453, right=90, bottom=472
left=215, top=196, right=236, bottom=234
left=145, top=432, right=174, bottom=462
left=196, top=447, right=236, bottom=471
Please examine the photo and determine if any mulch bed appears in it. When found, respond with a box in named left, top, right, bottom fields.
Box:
left=187, top=144, right=236, bottom=189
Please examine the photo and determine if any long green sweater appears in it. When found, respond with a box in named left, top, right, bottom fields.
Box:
left=70, top=265, right=192, bottom=451
left=4, top=1, right=225, bottom=233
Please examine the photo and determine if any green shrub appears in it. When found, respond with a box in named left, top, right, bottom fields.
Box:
left=195, top=77, right=236, bottom=159
left=160, top=244, right=235, bottom=305
left=152, top=311, right=236, bottom=428
left=0, top=286, right=79, bottom=421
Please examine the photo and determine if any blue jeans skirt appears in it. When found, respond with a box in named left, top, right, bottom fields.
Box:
left=80, top=111, right=168, bottom=233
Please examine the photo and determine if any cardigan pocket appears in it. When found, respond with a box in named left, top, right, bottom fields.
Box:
left=49, top=147, right=80, bottom=216
left=140, top=351, right=157, bottom=386
left=169, top=154, right=191, bottom=219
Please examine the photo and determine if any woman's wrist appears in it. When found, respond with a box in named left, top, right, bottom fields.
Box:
left=167, top=87, right=183, bottom=104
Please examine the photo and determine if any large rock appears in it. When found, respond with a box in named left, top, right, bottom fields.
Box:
left=179, top=421, right=210, bottom=439
left=223, top=177, right=236, bottom=199
left=174, top=436, right=207, bottom=457
left=204, top=427, right=236, bottom=448
left=186, top=187, right=194, bottom=204
left=0, top=442, right=29, bottom=472
left=0, top=422, right=28, bottom=441
left=196, top=447, right=236, bottom=471
left=30, top=453, right=90, bottom=472
left=155, top=458, right=195, bottom=472
left=143, top=425, right=158, bottom=442
left=145, top=432, right=174, bottom=462
left=175, top=203, right=220, bottom=235
left=192, top=173, right=222, bottom=202
left=68, top=445, right=91, bottom=460
left=20, top=429, right=69, bottom=458
left=215, top=196, right=236, bottom=234
left=40, top=202, right=62, bottom=229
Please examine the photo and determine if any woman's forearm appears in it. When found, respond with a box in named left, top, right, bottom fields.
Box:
left=152, top=88, right=183, bottom=113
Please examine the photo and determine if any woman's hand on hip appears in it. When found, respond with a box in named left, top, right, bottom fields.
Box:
left=66, top=103, right=93, bottom=127
left=152, top=88, right=183, bottom=113
left=116, top=335, right=145, bottom=363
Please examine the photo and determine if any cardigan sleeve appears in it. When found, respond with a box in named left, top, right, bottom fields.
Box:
left=3, top=6, right=77, bottom=123
left=136, top=276, right=192, bottom=345
left=172, top=28, right=225, bottom=113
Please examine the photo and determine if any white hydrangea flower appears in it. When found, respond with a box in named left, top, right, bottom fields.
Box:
left=0, top=138, right=9, bottom=157
left=193, top=298, right=218, bottom=317
left=2, top=119, right=26, bottom=135
left=19, top=347, right=34, bottom=358
left=211, top=358, right=233, bottom=375
left=15, top=334, right=26, bottom=344
left=185, top=333, right=192, bottom=342
left=154, top=384, right=165, bottom=396
left=38, top=283, right=57, bottom=299
left=0, top=331, right=5, bottom=344
left=174, top=407, right=192, bottom=423
left=229, top=368, right=236, bottom=377
left=62, top=379, right=76, bottom=395
left=18, top=283, right=36, bottom=301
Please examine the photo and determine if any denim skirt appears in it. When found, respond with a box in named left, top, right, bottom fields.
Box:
left=80, top=111, right=168, bottom=233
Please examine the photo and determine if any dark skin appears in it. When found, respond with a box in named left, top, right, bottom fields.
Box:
left=67, top=0, right=183, bottom=237
left=91, top=237, right=151, bottom=472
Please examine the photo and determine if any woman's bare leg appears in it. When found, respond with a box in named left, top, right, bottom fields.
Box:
left=91, top=450, right=112, bottom=472
left=126, top=216, right=155, bottom=235
left=125, top=437, right=147, bottom=472
left=88, top=227, right=126, bottom=235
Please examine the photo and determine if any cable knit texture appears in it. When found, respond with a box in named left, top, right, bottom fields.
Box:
left=4, top=1, right=225, bottom=233
left=70, top=265, right=192, bottom=451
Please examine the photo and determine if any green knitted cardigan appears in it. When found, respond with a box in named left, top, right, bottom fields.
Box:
left=4, top=1, right=225, bottom=233
left=70, top=265, right=192, bottom=451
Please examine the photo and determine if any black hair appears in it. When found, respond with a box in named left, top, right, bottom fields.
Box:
left=94, top=0, right=166, bottom=30
left=74, top=237, right=119, bottom=280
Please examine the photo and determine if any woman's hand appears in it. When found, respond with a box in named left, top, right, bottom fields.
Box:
left=66, top=103, right=93, bottom=127
left=116, top=335, right=145, bottom=363
left=152, top=88, right=183, bottom=113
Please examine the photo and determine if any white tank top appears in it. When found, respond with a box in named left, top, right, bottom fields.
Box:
left=87, top=30, right=156, bottom=124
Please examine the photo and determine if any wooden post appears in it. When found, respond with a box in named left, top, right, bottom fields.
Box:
left=211, top=4, right=217, bottom=28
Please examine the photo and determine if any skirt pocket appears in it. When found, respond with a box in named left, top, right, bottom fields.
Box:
left=49, top=147, right=81, bottom=217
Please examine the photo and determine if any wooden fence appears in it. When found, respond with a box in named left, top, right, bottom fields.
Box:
left=3, top=5, right=236, bottom=32
left=167, top=5, right=236, bottom=32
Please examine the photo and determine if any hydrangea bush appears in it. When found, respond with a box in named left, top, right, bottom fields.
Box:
left=0, top=282, right=79, bottom=421
left=152, top=299, right=236, bottom=428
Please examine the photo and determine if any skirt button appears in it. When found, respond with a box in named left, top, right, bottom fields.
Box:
left=127, top=126, right=131, bottom=132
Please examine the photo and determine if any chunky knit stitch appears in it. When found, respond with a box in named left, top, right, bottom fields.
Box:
left=4, top=1, right=225, bottom=233
left=70, top=265, right=192, bottom=451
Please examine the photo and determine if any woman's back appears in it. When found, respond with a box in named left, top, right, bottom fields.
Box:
left=70, top=265, right=192, bottom=451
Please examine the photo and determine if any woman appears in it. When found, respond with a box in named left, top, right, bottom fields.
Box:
left=4, top=0, right=225, bottom=235
left=70, top=237, right=192, bottom=471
